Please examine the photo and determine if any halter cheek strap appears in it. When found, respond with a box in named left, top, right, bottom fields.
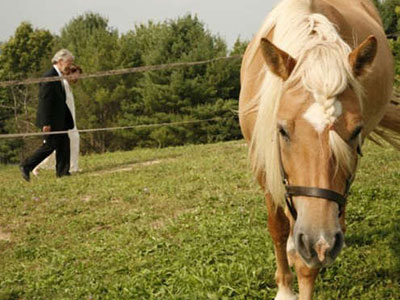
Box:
left=278, top=138, right=356, bottom=220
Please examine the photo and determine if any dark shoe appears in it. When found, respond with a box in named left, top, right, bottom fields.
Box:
left=19, top=165, right=30, bottom=182
left=57, top=172, right=71, bottom=178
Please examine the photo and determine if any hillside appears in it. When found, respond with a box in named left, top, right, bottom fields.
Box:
left=0, top=141, right=399, bottom=299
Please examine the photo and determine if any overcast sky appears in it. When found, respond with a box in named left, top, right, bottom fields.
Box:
left=0, top=0, right=280, bottom=48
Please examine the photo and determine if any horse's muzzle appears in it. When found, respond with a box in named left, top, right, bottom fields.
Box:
left=294, top=229, right=344, bottom=268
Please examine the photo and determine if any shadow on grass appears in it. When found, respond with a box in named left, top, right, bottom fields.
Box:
left=388, top=211, right=400, bottom=280
left=345, top=192, right=400, bottom=291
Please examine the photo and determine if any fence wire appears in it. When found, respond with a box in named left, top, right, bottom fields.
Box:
left=0, top=117, right=236, bottom=139
left=0, top=55, right=242, bottom=88
left=0, top=55, right=242, bottom=139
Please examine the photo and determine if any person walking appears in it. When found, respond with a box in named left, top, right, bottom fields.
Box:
left=19, top=49, right=75, bottom=181
left=32, top=64, right=82, bottom=175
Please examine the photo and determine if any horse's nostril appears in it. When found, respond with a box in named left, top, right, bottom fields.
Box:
left=296, top=232, right=312, bottom=259
left=330, top=231, right=344, bottom=259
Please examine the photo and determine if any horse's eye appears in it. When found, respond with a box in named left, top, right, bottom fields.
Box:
left=278, top=126, right=290, bottom=140
left=349, top=125, right=363, bottom=141
left=349, top=125, right=363, bottom=156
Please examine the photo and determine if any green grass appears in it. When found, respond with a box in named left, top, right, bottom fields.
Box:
left=0, top=140, right=399, bottom=299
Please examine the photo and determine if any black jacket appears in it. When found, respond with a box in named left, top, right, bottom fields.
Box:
left=36, top=67, right=74, bottom=131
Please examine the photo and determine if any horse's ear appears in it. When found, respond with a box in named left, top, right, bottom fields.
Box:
left=349, top=35, right=377, bottom=77
left=260, top=38, right=296, bottom=81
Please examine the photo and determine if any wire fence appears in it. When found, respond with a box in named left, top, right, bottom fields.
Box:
left=0, top=117, right=235, bottom=139
left=0, top=55, right=242, bottom=140
left=0, top=55, right=242, bottom=88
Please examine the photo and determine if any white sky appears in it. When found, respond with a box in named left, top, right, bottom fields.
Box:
left=0, top=0, right=280, bottom=48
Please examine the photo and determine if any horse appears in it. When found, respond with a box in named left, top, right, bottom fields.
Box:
left=238, top=0, right=400, bottom=299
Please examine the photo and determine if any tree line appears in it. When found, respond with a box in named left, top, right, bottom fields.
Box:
left=1, top=1, right=400, bottom=164
left=374, top=0, right=400, bottom=85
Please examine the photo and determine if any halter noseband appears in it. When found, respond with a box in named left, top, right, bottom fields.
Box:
left=278, top=137, right=356, bottom=220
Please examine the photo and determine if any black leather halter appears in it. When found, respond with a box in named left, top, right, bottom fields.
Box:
left=277, top=139, right=356, bottom=220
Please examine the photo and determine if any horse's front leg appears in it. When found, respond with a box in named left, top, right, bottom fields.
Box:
left=293, top=254, right=320, bottom=300
left=266, top=194, right=297, bottom=300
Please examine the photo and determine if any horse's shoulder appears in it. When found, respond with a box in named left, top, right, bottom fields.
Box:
left=311, top=0, right=382, bottom=47
left=311, top=0, right=354, bottom=43
left=359, top=0, right=383, bottom=27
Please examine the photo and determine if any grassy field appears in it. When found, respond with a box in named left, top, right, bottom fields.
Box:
left=0, top=140, right=399, bottom=299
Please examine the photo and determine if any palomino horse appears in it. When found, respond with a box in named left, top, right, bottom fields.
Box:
left=239, top=0, right=398, bottom=299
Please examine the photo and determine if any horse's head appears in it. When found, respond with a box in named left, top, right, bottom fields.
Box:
left=260, top=35, right=377, bottom=268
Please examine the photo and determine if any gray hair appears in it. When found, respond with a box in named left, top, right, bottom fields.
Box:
left=51, top=49, right=75, bottom=64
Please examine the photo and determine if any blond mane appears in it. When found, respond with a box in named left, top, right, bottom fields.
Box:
left=247, top=0, right=363, bottom=206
